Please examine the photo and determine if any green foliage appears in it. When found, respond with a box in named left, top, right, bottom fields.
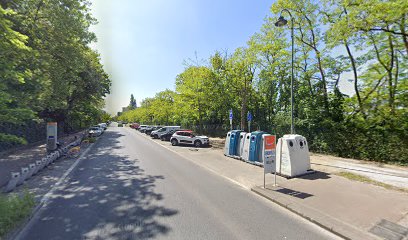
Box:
left=117, top=0, right=407, bottom=164
left=0, top=133, right=27, bottom=145
left=0, top=1, right=111, bottom=147
left=0, top=190, right=35, bottom=238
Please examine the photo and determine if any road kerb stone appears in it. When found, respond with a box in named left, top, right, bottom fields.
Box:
left=27, top=164, right=36, bottom=178
left=17, top=167, right=29, bottom=186
left=4, top=172, right=20, bottom=192
left=251, top=186, right=381, bottom=240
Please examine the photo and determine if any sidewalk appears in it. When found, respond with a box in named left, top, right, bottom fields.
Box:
left=0, top=132, right=84, bottom=188
left=134, top=129, right=408, bottom=240
left=210, top=138, right=408, bottom=190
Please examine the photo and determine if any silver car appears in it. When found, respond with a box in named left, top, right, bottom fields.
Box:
left=88, top=127, right=102, bottom=137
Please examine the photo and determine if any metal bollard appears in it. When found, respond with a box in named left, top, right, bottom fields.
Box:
left=27, top=163, right=36, bottom=178
left=17, top=167, right=29, bottom=185
left=4, top=172, right=21, bottom=192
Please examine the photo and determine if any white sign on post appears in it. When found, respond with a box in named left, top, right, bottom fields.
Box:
left=263, top=135, right=277, bottom=188
left=46, top=122, right=58, bottom=151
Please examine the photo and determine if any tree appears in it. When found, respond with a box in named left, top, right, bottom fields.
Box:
left=0, top=5, right=34, bottom=144
left=0, top=1, right=111, bottom=148
left=129, top=94, right=137, bottom=110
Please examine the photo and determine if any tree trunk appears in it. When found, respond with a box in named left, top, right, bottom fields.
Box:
left=400, top=14, right=408, bottom=57
left=344, top=40, right=364, bottom=116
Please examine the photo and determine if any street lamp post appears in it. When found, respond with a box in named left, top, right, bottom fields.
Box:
left=275, top=9, right=295, bottom=134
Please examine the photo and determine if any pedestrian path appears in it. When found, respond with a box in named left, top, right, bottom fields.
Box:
left=0, top=133, right=82, bottom=188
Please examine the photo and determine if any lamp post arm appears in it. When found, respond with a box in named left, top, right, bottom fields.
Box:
left=280, top=9, right=293, bottom=19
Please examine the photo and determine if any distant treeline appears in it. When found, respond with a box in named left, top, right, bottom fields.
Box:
left=0, top=1, right=111, bottom=150
left=119, top=0, right=408, bottom=164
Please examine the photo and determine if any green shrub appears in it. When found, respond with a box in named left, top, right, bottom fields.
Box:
left=0, top=190, right=35, bottom=238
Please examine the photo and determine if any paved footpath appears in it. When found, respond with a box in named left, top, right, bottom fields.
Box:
left=0, top=132, right=83, bottom=189
left=16, top=127, right=340, bottom=240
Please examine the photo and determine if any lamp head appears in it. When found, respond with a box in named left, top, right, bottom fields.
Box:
left=275, top=16, right=288, bottom=27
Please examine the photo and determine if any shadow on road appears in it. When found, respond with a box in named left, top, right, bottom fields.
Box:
left=31, top=130, right=178, bottom=240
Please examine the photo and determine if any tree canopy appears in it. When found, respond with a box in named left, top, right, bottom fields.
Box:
left=0, top=1, right=111, bottom=147
left=121, top=0, right=407, bottom=164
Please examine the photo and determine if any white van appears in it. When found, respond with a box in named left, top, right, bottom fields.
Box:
left=151, top=126, right=181, bottom=139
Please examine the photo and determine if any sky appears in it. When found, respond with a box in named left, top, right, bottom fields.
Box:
left=89, top=0, right=354, bottom=115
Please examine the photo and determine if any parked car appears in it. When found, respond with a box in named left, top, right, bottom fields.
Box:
left=98, top=123, right=107, bottom=130
left=130, top=123, right=140, bottom=129
left=93, top=125, right=104, bottom=133
left=88, top=126, right=102, bottom=137
left=170, top=130, right=209, bottom=147
left=151, top=126, right=181, bottom=139
left=143, top=126, right=153, bottom=134
left=139, top=125, right=148, bottom=132
left=160, top=130, right=176, bottom=141
left=160, top=129, right=189, bottom=141
left=145, top=126, right=161, bottom=135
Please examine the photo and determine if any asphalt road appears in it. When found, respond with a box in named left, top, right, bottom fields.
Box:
left=17, top=127, right=341, bottom=240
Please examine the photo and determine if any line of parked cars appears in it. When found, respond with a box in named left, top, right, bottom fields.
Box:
left=88, top=122, right=108, bottom=137
left=132, top=124, right=210, bottom=148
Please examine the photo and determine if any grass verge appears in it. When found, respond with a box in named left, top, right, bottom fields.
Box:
left=0, top=190, right=35, bottom=238
left=336, top=171, right=408, bottom=193
left=82, top=137, right=96, bottom=143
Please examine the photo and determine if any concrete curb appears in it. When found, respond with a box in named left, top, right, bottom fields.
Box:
left=33, top=161, right=42, bottom=175
left=7, top=138, right=97, bottom=240
left=251, top=186, right=382, bottom=240
left=4, top=173, right=20, bottom=193
left=27, top=164, right=36, bottom=178
left=16, top=168, right=29, bottom=186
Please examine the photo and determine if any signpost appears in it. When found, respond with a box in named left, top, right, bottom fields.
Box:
left=263, top=135, right=277, bottom=188
left=229, top=109, right=233, bottom=130
left=247, top=112, right=252, bottom=132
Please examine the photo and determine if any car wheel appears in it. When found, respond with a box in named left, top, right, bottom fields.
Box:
left=194, top=140, right=202, bottom=148
left=160, top=136, right=165, bottom=141
left=171, top=139, right=178, bottom=146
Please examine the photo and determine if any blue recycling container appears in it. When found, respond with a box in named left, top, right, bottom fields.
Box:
left=229, top=130, right=243, bottom=156
left=248, top=131, right=265, bottom=162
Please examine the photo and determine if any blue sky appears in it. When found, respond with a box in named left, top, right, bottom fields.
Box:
left=89, top=1, right=353, bottom=115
